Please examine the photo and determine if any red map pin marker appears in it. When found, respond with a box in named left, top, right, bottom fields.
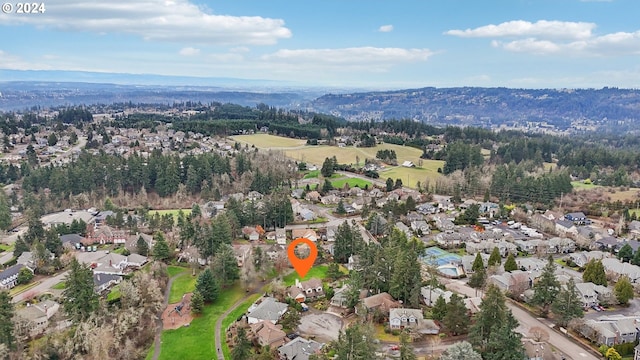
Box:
left=288, top=237, right=317, bottom=278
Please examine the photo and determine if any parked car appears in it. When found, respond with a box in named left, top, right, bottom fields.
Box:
left=286, top=333, right=299, bottom=340
left=389, top=345, right=400, bottom=351
left=591, top=304, right=601, bottom=312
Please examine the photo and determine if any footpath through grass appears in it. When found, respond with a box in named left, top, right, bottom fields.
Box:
left=157, top=285, right=245, bottom=360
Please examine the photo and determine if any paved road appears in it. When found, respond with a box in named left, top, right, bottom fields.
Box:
left=444, top=279, right=599, bottom=360
left=11, top=271, right=68, bottom=303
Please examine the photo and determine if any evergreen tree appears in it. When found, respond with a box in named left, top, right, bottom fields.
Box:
left=472, top=253, right=485, bottom=272
left=279, top=307, right=301, bottom=332
left=334, top=323, right=377, bottom=360
left=0, top=291, right=15, bottom=350
left=0, top=193, right=11, bottom=231
left=152, top=232, right=171, bottom=262
left=399, top=332, right=417, bottom=360
left=62, top=258, right=100, bottom=322
left=17, top=267, right=33, bottom=285
left=253, top=246, right=264, bottom=272
left=443, top=293, right=470, bottom=335
left=322, top=178, right=334, bottom=194
left=321, top=157, right=335, bottom=178
left=334, top=221, right=363, bottom=263
left=44, top=228, right=63, bottom=257
left=617, top=244, right=633, bottom=263
left=326, top=262, right=342, bottom=280
left=440, top=341, right=482, bottom=360
left=632, top=249, right=640, bottom=266
left=503, top=253, right=518, bottom=272
left=212, top=244, right=240, bottom=287
left=468, top=266, right=487, bottom=297
left=136, top=236, right=149, bottom=256
left=191, top=290, right=204, bottom=314
left=552, top=277, right=584, bottom=327
left=12, top=236, right=29, bottom=258
left=431, top=295, right=447, bottom=321
left=386, top=178, right=394, bottom=192
left=231, top=327, right=252, bottom=360
left=470, top=284, right=520, bottom=355
left=531, top=256, right=560, bottom=317
left=614, top=276, right=634, bottom=305
left=487, top=247, right=501, bottom=266
left=196, top=268, right=219, bottom=303
left=335, top=200, right=346, bottom=215
left=583, top=259, right=607, bottom=286
left=483, top=313, right=526, bottom=360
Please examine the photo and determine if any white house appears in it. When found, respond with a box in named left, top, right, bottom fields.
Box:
left=247, top=297, right=288, bottom=325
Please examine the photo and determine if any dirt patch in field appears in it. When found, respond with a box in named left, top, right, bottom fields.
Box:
left=161, top=293, right=194, bottom=330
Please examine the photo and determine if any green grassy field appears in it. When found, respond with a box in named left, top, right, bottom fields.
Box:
left=379, top=162, right=444, bottom=188
left=283, top=264, right=329, bottom=286
left=51, top=281, right=66, bottom=290
left=167, top=265, right=189, bottom=277
left=107, top=285, right=121, bottom=302
left=331, top=177, right=372, bottom=189
left=284, top=143, right=426, bottom=167
left=230, top=134, right=306, bottom=148
left=0, top=243, right=13, bottom=253
left=148, top=208, right=192, bottom=218
left=304, top=170, right=320, bottom=179
left=168, top=272, right=197, bottom=303
left=157, top=285, right=245, bottom=360
left=221, top=293, right=261, bottom=359
left=570, top=181, right=600, bottom=190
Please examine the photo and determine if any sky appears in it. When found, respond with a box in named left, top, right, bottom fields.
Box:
left=1, top=0, right=639, bottom=89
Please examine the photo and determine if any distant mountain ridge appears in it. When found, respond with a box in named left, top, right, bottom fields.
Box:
left=308, top=86, right=640, bottom=133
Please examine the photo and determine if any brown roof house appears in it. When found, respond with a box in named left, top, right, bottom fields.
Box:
left=83, top=225, right=127, bottom=245
left=288, top=278, right=324, bottom=303
left=15, top=300, right=60, bottom=338
left=292, top=229, right=318, bottom=242
left=357, top=292, right=400, bottom=318
left=249, top=320, right=286, bottom=348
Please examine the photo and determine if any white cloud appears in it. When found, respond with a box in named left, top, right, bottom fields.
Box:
left=446, top=20, right=595, bottom=40
left=262, top=47, right=433, bottom=66
left=0, top=0, right=291, bottom=45
left=178, top=47, right=200, bottom=56
left=491, top=31, right=640, bottom=56
left=378, top=25, right=394, bottom=33
left=0, top=50, right=51, bottom=70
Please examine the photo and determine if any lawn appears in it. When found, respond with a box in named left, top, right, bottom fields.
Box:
left=0, top=243, right=13, bottom=253
left=157, top=285, right=246, bottom=360
left=304, top=170, right=320, bottom=179
left=331, top=177, right=372, bottom=189
left=107, top=285, right=121, bottom=302
left=374, top=324, right=400, bottom=342
left=169, top=272, right=197, bottom=303
left=230, top=134, right=306, bottom=148
left=607, top=188, right=640, bottom=202
left=221, top=293, right=261, bottom=359
left=167, top=265, right=189, bottom=277
left=51, top=281, right=66, bottom=290
left=283, top=264, right=329, bottom=286
left=148, top=208, right=192, bottom=220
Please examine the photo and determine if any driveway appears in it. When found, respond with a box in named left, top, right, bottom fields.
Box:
left=584, top=298, right=640, bottom=320
left=298, top=312, right=343, bottom=342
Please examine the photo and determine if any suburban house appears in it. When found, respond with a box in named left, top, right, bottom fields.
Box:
left=629, top=221, right=640, bottom=239
left=421, top=286, right=453, bottom=307
left=601, top=258, right=640, bottom=283
left=402, top=161, right=415, bottom=168
left=59, top=233, right=85, bottom=249
left=288, top=278, right=324, bottom=303
left=247, top=297, right=288, bottom=325
left=575, top=282, right=614, bottom=307
left=595, top=236, right=620, bottom=251
left=417, top=203, right=438, bottom=215
left=330, top=285, right=354, bottom=308
left=411, top=220, right=430, bottom=235
left=394, top=222, right=412, bottom=239
left=233, top=244, right=252, bottom=267
left=489, top=270, right=533, bottom=294
left=242, top=226, right=260, bottom=241
left=291, top=229, right=318, bottom=242
left=15, top=300, right=60, bottom=337
left=299, top=208, right=316, bottom=221
left=83, top=225, right=127, bottom=245
left=569, top=251, right=608, bottom=268
left=358, top=292, right=399, bottom=316
left=325, top=227, right=336, bottom=242
left=389, top=308, right=439, bottom=335
left=556, top=220, right=579, bottom=237
left=579, top=316, right=639, bottom=346
left=249, top=320, right=286, bottom=348
left=565, top=212, right=590, bottom=225
left=635, top=344, right=640, bottom=360
left=275, top=228, right=287, bottom=245
left=0, top=264, right=31, bottom=290
left=278, top=337, right=324, bottom=360
left=93, top=273, right=122, bottom=294
left=305, top=191, right=322, bottom=203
